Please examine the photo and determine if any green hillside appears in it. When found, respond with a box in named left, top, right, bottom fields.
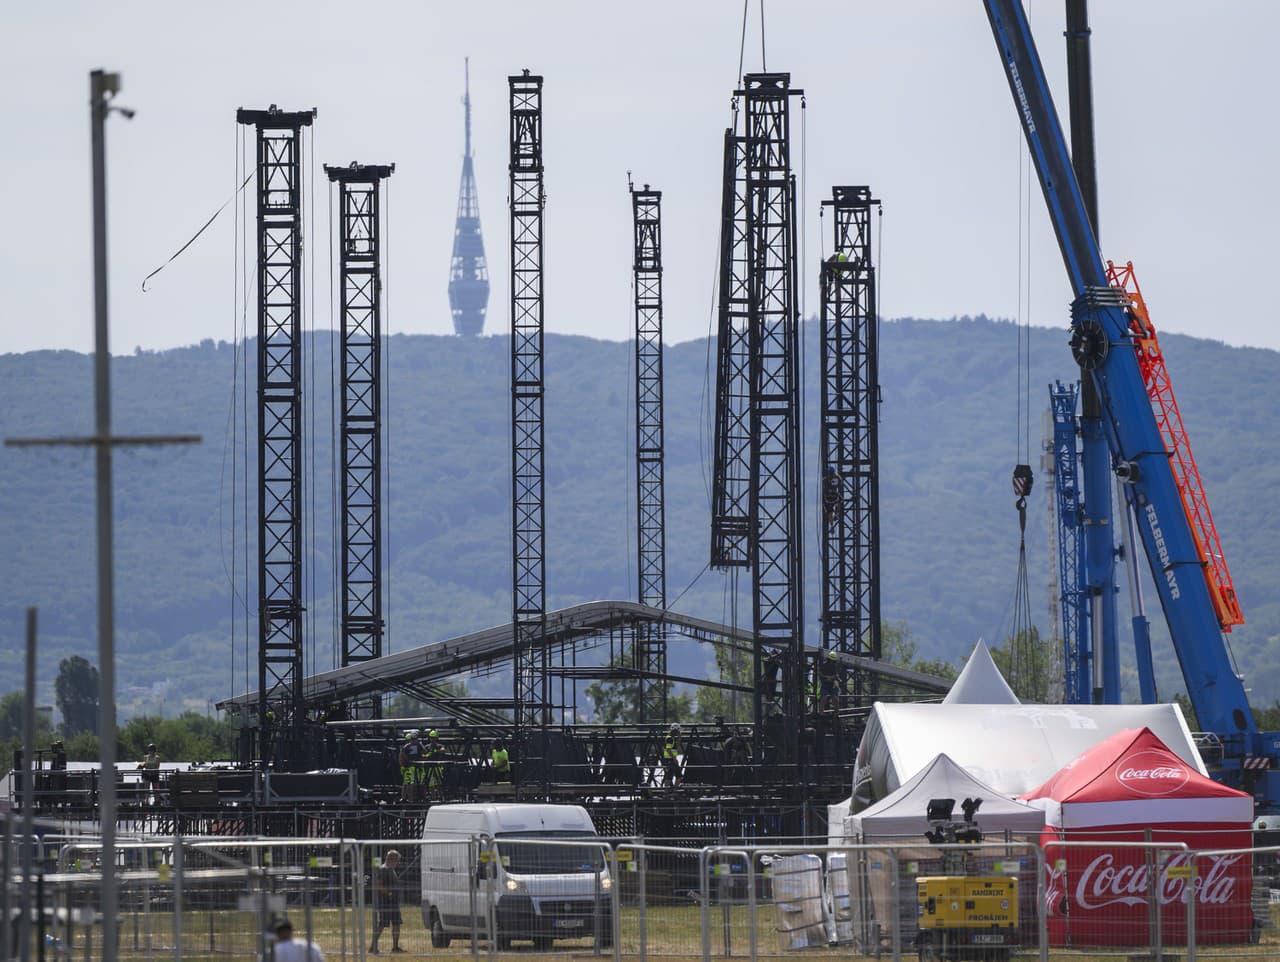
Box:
left=1, top=318, right=1277, bottom=717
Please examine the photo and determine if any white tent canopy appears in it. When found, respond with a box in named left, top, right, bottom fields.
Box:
left=853, top=701, right=1204, bottom=811
left=942, top=639, right=1020, bottom=705
left=847, top=752, right=1045, bottom=839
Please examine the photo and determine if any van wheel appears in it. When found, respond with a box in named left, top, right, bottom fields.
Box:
left=534, top=935, right=554, bottom=951
left=431, top=913, right=451, bottom=949
left=494, top=926, right=512, bottom=951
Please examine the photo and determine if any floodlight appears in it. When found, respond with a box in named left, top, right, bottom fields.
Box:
left=926, top=798, right=955, bottom=822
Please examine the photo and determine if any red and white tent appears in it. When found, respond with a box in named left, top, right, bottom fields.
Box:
left=1020, top=726, right=1253, bottom=946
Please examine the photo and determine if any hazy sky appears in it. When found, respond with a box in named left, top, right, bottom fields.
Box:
left=3, top=1, right=1278, bottom=356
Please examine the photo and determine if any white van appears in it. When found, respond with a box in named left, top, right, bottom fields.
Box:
left=420, top=803, right=613, bottom=950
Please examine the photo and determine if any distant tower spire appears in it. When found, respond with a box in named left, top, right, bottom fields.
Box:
left=449, top=57, right=490, bottom=336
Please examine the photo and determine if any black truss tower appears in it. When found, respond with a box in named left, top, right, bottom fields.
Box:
left=325, top=162, right=394, bottom=720
left=711, top=128, right=752, bottom=569
left=449, top=58, right=491, bottom=336
left=238, top=106, right=315, bottom=743
left=819, top=187, right=882, bottom=705
left=631, top=185, right=667, bottom=722
left=742, top=74, right=805, bottom=769
left=509, top=71, right=548, bottom=747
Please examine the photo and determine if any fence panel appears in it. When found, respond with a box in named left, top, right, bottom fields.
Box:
left=32, top=836, right=362, bottom=961
left=617, top=843, right=708, bottom=959
left=1186, top=843, right=1280, bottom=960
left=7, top=827, right=1280, bottom=961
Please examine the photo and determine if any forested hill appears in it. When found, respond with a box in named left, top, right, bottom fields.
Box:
left=2, top=317, right=1278, bottom=717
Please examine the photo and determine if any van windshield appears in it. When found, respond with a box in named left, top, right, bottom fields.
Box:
left=495, top=832, right=605, bottom=875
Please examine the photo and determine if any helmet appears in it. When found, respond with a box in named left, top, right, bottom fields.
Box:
left=147, top=743, right=157, bottom=751
left=669, top=724, right=681, bottom=735
left=826, top=650, right=839, bottom=661
left=406, top=730, right=420, bottom=740
left=428, top=730, right=439, bottom=740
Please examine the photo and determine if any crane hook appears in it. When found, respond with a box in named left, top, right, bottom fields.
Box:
left=1013, top=463, right=1034, bottom=533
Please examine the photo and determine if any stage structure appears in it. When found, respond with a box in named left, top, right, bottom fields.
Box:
left=630, top=184, right=668, bottom=722
left=741, top=73, right=806, bottom=774
left=711, top=126, right=752, bottom=570
left=237, top=105, right=315, bottom=758
left=509, top=70, right=550, bottom=772
left=325, top=162, right=394, bottom=720
left=818, top=186, right=882, bottom=706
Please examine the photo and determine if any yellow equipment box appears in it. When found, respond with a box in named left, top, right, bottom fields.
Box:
left=916, top=876, right=1017, bottom=930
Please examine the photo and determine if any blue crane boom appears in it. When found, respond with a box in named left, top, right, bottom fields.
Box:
left=980, top=0, right=1280, bottom=804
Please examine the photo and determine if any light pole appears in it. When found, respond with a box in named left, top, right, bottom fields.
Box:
left=90, top=67, right=125, bottom=962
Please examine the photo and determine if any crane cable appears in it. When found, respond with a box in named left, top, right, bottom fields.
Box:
left=1006, top=10, right=1037, bottom=695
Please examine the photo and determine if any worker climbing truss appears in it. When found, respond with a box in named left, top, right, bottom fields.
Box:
left=325, top=162, right=394, bottom=720
left=818, top=186, right=882, bottom=705
left=741, top=73, right=805, bottom=770
left=631, top=184, right=667, bottom=722
left=508, top=71, right=549, bottom=750
left=237, top=105, right=315, bottom=752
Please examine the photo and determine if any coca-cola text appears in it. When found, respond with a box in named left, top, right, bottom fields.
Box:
left=1047, top=852, right=1244, bottom=911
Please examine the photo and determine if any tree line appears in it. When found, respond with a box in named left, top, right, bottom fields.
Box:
left=1, top=653, right=237, bottom=765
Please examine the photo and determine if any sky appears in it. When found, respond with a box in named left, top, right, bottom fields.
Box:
left=3, top=1, right=1278, bottom=356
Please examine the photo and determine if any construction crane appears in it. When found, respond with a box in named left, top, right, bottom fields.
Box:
left=980, top=0, right=1280, bottom=809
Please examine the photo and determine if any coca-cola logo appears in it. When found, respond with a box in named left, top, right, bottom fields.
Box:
left=1113, top=750, right=1190, bottom=796
left=1046, top=852, right=1243, bottom=912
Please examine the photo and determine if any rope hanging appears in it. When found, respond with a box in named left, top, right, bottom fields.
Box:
left=142, top=172, right=253, bottom=291
left=1009, top=463, right=1036, bottom=697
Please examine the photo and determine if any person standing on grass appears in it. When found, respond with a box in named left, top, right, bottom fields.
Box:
left=369, top=849, right=405, bottom=954
left=270, top=915, right=324, bottom=962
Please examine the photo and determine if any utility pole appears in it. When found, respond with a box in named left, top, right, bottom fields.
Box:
left=5, top=71, right=199, bottom=962
left=20, top=609, right=36, bottom=962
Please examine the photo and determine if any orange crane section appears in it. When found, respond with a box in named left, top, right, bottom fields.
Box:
left=1106, top=260, right=1244, bottom=630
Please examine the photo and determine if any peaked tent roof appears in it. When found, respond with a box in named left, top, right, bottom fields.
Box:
left=848, top=752, right=1045, bottom=838
left=853, top=702, right=1205, bottom=809
left=1020, top=726, right=1252, bottom=828
left=943, top=639, right=1020, bottom=705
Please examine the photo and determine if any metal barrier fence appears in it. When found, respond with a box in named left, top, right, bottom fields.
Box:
left=2, top=831, right=1278, bottom=960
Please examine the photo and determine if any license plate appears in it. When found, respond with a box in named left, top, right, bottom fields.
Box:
left=971, top=934, right=1006, bottom=945
left=552, top=919, right=584, bottom=929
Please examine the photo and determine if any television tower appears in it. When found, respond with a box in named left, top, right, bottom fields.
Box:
left=449, top=58, right=491, bottom=336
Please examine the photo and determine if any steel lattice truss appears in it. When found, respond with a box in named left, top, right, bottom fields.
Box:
left=741, top=74, right=805, bottom=760
left=509, top=72, right=548, bottom=734
left=325, top=163, right=394, bottom=720
left=711, top=129, right=752, bottom=569
left=238, top=107, right=315, bottom=735
left=1050, top=380, right=1088, bottom=703
left=449, top=61, right=490, bottom=336
left=218, top=600, right=954, bottom=715
left=818, top=187, right=882, bottom=706
left=631, top=186, right=667, bottom=722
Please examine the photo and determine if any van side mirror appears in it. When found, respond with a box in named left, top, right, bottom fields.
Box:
left=475, top=861, right=493, bottom=883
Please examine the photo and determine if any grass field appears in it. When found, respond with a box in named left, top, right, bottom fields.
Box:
left=24, top=901, right=1280, bottom=961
